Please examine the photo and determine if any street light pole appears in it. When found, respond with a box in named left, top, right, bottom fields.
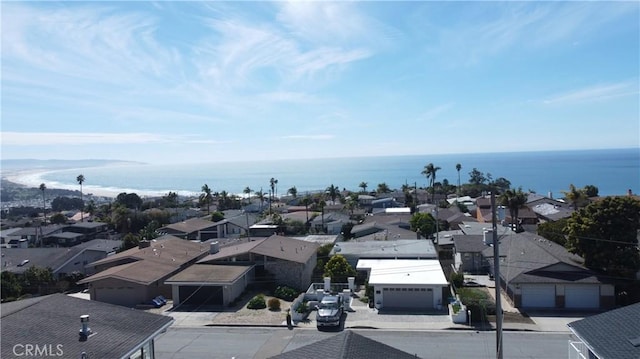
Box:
left=491, top=191, right=503, bottom=359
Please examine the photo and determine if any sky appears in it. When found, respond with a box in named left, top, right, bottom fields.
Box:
left=1, top=1, right=639, bottom=165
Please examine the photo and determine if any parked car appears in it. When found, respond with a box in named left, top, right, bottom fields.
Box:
left=316, top=295, right=344, bottom=328
left=154, top=295, right=168, bottom=305
left=150, top=298, right=164, bottom=308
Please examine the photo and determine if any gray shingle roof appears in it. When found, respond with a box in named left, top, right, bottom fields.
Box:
left=1, top=294, right=173, bottom=359
left=568, top=303, right=640, bottom=359
left=270, top=330, right=421, bottom=359
left=453, top=235, right=487, bottom=253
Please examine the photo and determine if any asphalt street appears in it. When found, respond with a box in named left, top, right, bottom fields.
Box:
left=155, top=327, right=574, bottom=359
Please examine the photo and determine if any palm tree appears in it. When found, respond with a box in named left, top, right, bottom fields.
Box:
left=256, top=188, right=265, bottom=211
left=377, top=182, right=391, bottom=194
left=358, top=181, right=368, bottom=193
left=269, top=178, right=276, bottom=214
left=243, top=186, right=252, bottom=205
left=77, top=174, right=85, bottom=222
left=456, top=163, right=462, bottom=199
left=39, top=183, right=47, bottom=224
left=326, top=184, right=339, bottom=204
left=421, top=163, right=441, bottom=204
left=500, top=187, right=528, bottom=232
left=201, top=184, right=213, bottom=214
left=301, top=196, right=311, bottom=228
left=287, top=186, right=298, bottom=198
left=562, top=184, right=587, bottom=211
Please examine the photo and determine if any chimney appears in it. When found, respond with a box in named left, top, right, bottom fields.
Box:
left=210, top=241, right=220, bottom=254
left=138, top=240, right=150, bottom=249
left=483, top=229, right=493, bottom=245
left=324, top=277, right=331, bottom=292
left=79, top=315, right=92, bottom=339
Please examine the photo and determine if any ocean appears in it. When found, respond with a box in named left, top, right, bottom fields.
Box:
left=9, top=148, right=640, bottom=198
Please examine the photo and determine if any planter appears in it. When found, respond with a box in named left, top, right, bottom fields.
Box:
left=449, top=303, right=467, bottom=324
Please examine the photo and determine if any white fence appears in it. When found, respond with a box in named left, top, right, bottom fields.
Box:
left=568, top=341, right=588, bottom=359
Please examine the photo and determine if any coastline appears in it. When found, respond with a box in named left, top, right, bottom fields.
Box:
left=3, top=170, right=124, bottom=199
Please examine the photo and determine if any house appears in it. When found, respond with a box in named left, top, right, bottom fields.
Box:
left=165, top=263, right=254, bottom=307
left=158, top=217, right=218, bottom=241
left=453, top=235, right=489, bottom=274
left=482, top=231, right=615, bottom=310
left=350, top=221, right=418, bottom=241
left=198, top=234, right=319, bottom=291
left=526, top=194, right=574, bottom=222
left=0, top=239, right=121, bottom=278
left=309, top=212, right=350, bottom=234
left=78, top=235, right=209, bottom=307
left=270, top=330, right=422, bottom=359
left=331, top=239, right=438, bottom=268
left=7, top=225, right=64, bottom=247
left=1, top=293, right=172, bottom=359
left=567, top=303, right=640, bottom=359
left=476, top=195, right=538, bottom=226
left=356, top=259, right=449, bottom=310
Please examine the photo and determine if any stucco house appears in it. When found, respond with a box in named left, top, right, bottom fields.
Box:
left=483, top=232, right=614, bottom=310
left=356, top=259, right=449, bottom=310
left=453, top=234, right=488, bottom=274
left=158, top=218, right=218, bottom=241
left=79, top=235, right=209, bottom=307
left=330, top=239, right=438, bottom=268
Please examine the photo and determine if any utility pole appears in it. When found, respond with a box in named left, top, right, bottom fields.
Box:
left=491, top=191, right=503, bottom=359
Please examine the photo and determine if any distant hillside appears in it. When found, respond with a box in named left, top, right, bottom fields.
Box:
left=1, top=159, right=143, bottom=171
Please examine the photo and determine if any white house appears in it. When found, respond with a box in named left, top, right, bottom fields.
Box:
left=357, top=259, right=449, bottom=310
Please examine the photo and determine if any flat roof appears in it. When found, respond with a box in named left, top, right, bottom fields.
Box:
left=356, top=259, right=448, bottom=286
left=165, top=264, right=253, bottom=285
left=332, top=240, right=436, bottom=258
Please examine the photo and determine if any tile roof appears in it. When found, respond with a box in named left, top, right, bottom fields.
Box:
left=165, top=264, right=252, bottom=284
left=1, top=294, right=172, bottom=359
left=270, top=330, right=421, bottom=359
left=568, top=303, right=640, bottom=359
left=250, top=235, right=319, bottom=264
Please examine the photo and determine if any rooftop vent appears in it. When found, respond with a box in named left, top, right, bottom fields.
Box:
left=79, top=314, right=93, bottom=340
left=210, top=241, right=220, bottom=254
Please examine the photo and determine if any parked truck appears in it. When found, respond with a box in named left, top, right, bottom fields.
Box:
left=316, top=295, right=344, bottom=328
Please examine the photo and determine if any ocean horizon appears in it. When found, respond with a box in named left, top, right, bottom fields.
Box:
left=3, top=148, right=639, bottom=198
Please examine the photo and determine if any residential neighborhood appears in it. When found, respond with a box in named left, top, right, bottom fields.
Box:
left=1, top=173, right=639, bottom=359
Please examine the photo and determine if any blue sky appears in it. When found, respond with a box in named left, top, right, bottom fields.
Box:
left=2, top=1, right=639, bottom=164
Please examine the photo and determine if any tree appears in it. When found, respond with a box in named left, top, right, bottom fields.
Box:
left=409, top=212, right=436, bottom=238
left=39, top=183, right=47, bottom=224
left=326, top=184, right=340, bottom=204
left=115, top=192, right=143, bottom=210
left=211, top=211, right=225, bottom=222
left=358, top=181, right=368, bottom=193
left=468, top=168, right=487, bottom=185
left=77, top=174, right=85, bottom=222
left=269, top=177, right=277, bottom=214
left=301, top=196, right=311, bottom=225
left=287, top=186, right=297, bottom=198
left=537, top=218, right=569, bottom=246
left=421, top=163, right=441, bottom=204
left=376, top=182, right=391, bottom=194
left=323, top=254, right=356, bottom=283
left=456, top=163, right=462, bottom=198
left=201, top=184, right=213, bottom=214
left=22, top=266, right=54, bottom=295
left=583, top=185, right=599, bottom=197
left=120, top=233, right=141, bottom=251
left=562, top=184, right=588, bottom=210
left=49, top=212, right=68, bottom=225
left=243, top=186, right=252, bottom=204
left=491, top=177, right=512, bottom=192
left=565, top=196, right=640, bottom=279
left=256, top=188, right=265, bottom=211
left=499, top=187, right=528, bottom=232
left=1, top=271, right=22, bottom=300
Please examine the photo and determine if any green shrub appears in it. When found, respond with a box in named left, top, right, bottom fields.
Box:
left=274, top=286, right=298, bottom=301
left=295, top=300, right=309, bottom=313
left=247, top=294, right=267, bottom=309
left=457, top=288, right=495, bottom=321
left=450, top=272, right=464, bottom=289
left=267, top=297, right=281, bottom=311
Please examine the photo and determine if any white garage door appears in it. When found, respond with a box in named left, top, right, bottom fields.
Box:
left=565, top=286, right=599, bottom=309
left=521, top=284, right=555, bottom=308
left=382, top=287, right=433, bottom=309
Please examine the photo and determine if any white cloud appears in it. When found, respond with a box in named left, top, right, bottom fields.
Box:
left=280, top=134, right=335, bottom=140
left=543, top=82, right=638, bottom=105
left=0, top=132, right=223, bottom=146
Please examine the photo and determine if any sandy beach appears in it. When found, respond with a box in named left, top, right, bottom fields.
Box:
left=3, top=169, right=123, bottom=199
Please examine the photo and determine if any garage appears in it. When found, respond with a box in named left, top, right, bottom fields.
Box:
left=521, top=284, right=555, bottom=308
left=565, top=285, right=599, bottom=309
left=178, top=285, right=223, bottom=306
left=382, top=287, right=434, bottom=309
